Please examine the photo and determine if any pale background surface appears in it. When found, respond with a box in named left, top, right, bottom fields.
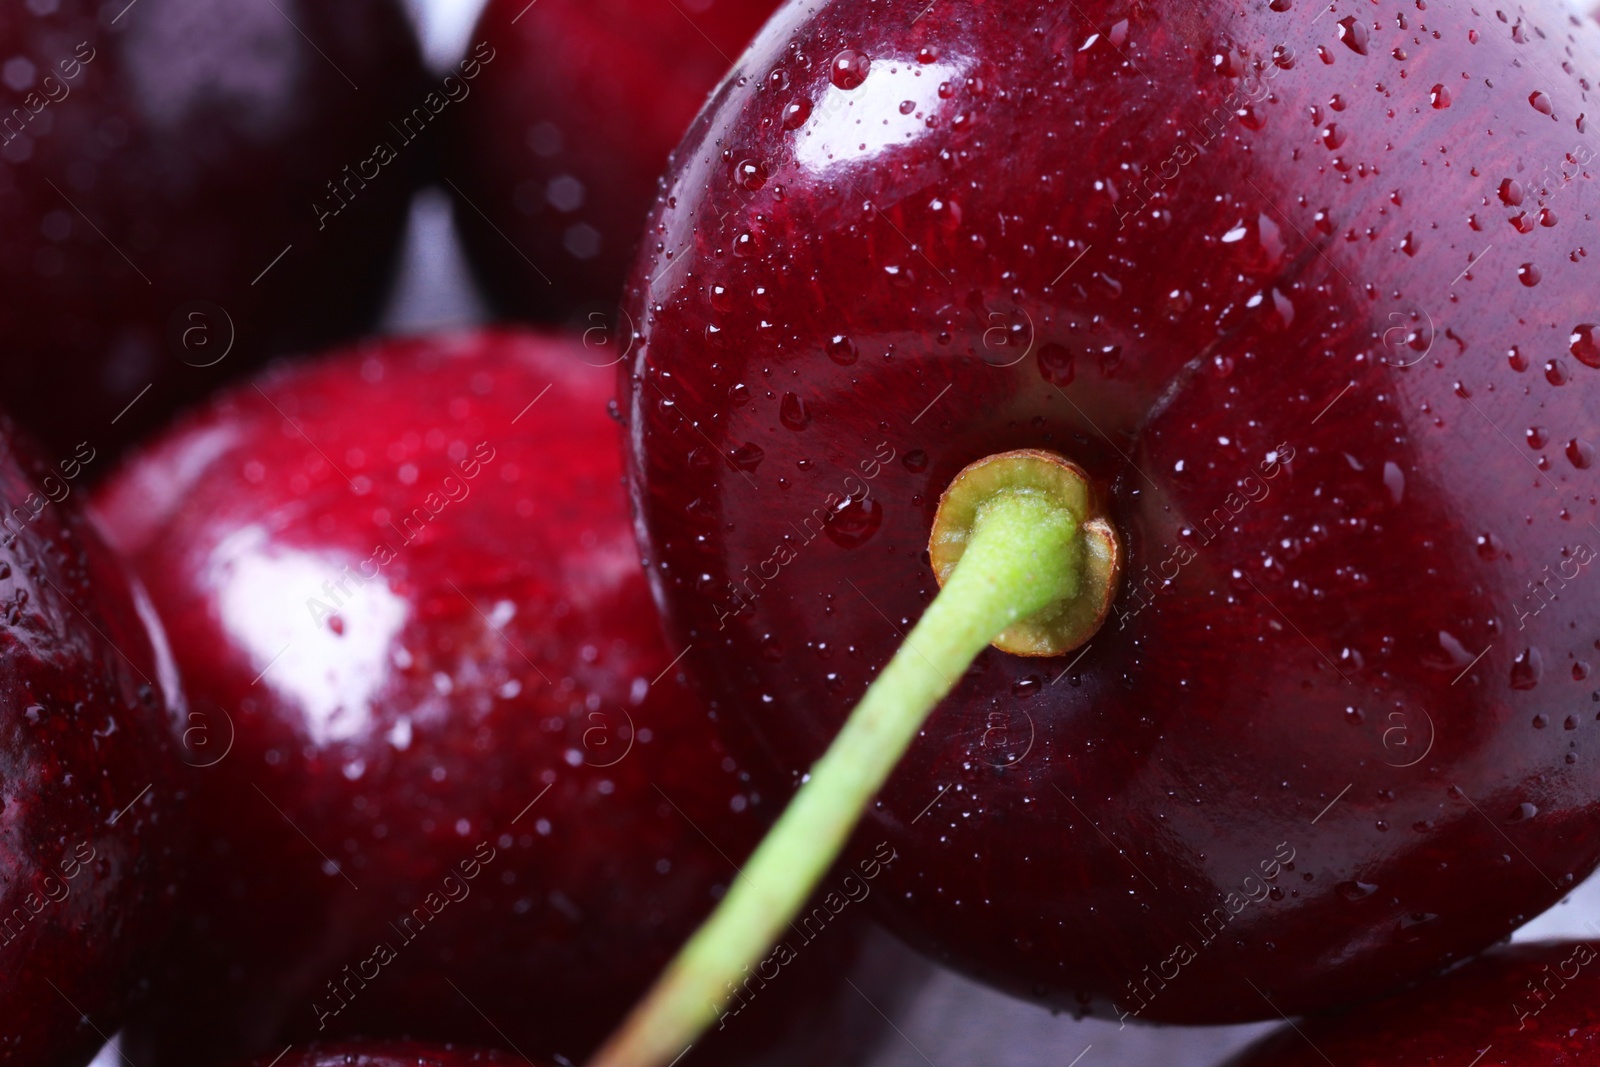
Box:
left=89, top=0, right=1600, bottom=1063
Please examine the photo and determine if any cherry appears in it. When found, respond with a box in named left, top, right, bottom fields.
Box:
left=1226, top=940, right=1600, bottom=1065
left=92, top=328, right=924, bottom=1067
left=441, top=0, right=777, bottom=325
left=0, top=0, right=422, bottom=458
left=0, top=417, right=185, bottom=1067
left=231, top=1042, right=526, bottom=1067
left=611, top=0, right=1600, bottom=1047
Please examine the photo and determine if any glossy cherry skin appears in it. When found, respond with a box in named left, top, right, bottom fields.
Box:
left=94, top=328, right=922, bottom=1067
left=233, top=1042, right=528, bottom=1067
left=622, top=0, right=1600, bottom=1025
left=1226, top=940, right=1600, bottom=1065
left=0, top=0, right=421, bottom=458
left=442, top=0, right=778, bottom=325
left=0, top=417, right=185, bottom=1067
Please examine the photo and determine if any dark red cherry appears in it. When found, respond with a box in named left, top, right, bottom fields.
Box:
left=441, top=0, right=778, bottom=325
left=0, top=417, right=185, bottom=1067
left=0, top=0, right=422, bottom=458
left=94, top=328, right=923, bottom=1067
left=232, top=1042, right=527, bottom=1067
left=621, top=0, right=1600, bottom=1024
left=1226, top=940, right=1600, bottom=1065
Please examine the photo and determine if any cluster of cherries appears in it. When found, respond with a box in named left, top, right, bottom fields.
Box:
left=3, top=1, right=1599, bottom=1066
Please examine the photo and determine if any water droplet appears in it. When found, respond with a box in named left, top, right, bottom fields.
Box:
left=1336, top=880, right=1379, bottom=901
left=1337, top=16, right=1369, bottom=54
left=779, top=391, right=810, bottom=430
left=1517, top=262, right=1541, bottom=287
left=734, top=158, right=768, bottom=191
left=1529, top=91, right=1554, bottom=116
left=825, top=335, right=858, bottom=365
left=1269, top=0, right=1291, bottom=10
left=1476, top=532, right=1504, bottom=561
left=901, top=449, right=928, bottom=473
left=781, top=98, right=811, bottom=130
left=1510, top=801, right=1540, bottom=820
left=1507, top=346, right=1528, bottom=372
left=1036, top=342, right=1076, bottom=386
left=1400, top=231, right=1418, bottom=256
left=1429, top=83, right=1451, bottom=108
left=1320, top=123, right=1347, bottom=149
left=825, top=496, right=882, bottom=547
left=1382, top=461, right=1405, bottom=504
left=1545, top=359, right=1569, bottom=386
left=732, top=231, right=759, bottom=257
left=1498, top=178, right=1523, bottom=206
left=1527, top=426, right=1549, bottom=450
left=1510, top=647, right=1543, bottom=690
left=1567, top=438, right=1594, bottom=469
left=830, top=50, right=870, bottom=90
left=1569, top=324, right=1600, bottom=368
left=729, top=442, right=765, bottom=471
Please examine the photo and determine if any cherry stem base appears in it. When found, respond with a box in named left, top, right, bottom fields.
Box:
left=587, top=483, right=1086, bottom=1067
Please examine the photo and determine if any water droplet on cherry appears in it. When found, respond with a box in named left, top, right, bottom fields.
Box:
left=1569, top=324, right=1600, bottom=368
left=825, top=496, right=882, bottom=547
left=830, top=50, right=870, bottom=90
left=825, top=334, right=858, bottom=365
left=1510, top=647, right=1543, bottom=690
left=1337, top=16, right=1369, bottom=54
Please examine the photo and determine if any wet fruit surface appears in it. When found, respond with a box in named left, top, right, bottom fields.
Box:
left=622, top=0, right=1600, bottom=1023
left=95, top=329, right=919, bottom=1067
left=0, top=0, right=421, bottom=457
left=0, top=417, right=185, bottom=1067
left=443, top=0, right=778, bottom=325
left=1225, top=940, right=1600, bottom=1065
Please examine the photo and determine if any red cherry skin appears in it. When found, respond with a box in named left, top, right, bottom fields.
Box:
left=0, top=0, right=422, bottom=457
left=442, top=0, right=777, bottom=324
left=1226, top=939, right=1600, bottom=1065
left=94, top=328, right=924, bottom=1067
left=233, top=1042, right=528, bottom=1067
left=0, top=418, right=186, bottom=1067
left=621, top=0, right=1600, bottom=1024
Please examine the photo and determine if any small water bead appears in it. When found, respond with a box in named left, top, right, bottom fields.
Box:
left=1517, top=262, right=1541, bottom=287
left=830, top=50, right=870, bottom=90
left=1569, top=324, right=1600, bottom=368
left=1337, top=16, right=1369, bottom=53
left=778, top=392, right=810, bottom=430
left=733, top=159, right=768, bottom=191
left=1567, top=438, right=1595, bottom=469
left=1498, top=178, right=1523, bottom=206
left=1430, top=83, right=1451, bottom=108
left=1545, top=359, right=1568, bottom=386
left=825, top=334, right=858, bottom=365
left=901, top=449, right=928, bottom=473
left=781, top=99, right=811, bottom=130
left=729, top=442, right=765, bottom=471
left=1510, top=647, right=1543, bottom=690
left=1507, top=346, right=1528, bottom=372
left=1036, top=342, right=1075, bottom=386
left=1530, top=91, right=1554, bottom=116
left=1527, top=426, right=1549, bottom=450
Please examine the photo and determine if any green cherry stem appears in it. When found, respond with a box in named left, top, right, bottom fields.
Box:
left=587, top=450, right=1122, bottom=1067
